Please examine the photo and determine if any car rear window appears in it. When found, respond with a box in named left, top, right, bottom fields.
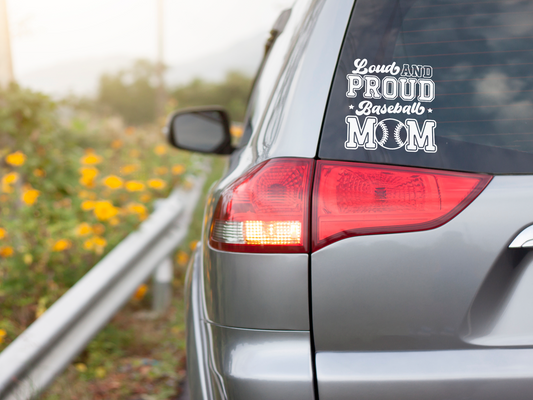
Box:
left=319, top=0, right=533, bottom=174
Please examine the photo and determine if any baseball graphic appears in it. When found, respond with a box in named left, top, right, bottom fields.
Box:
left=376, top=118, right=408, bottom=150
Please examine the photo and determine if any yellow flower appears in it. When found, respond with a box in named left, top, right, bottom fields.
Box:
left=230, top=125, right=244, bottom=138
left=5, top=151, right=26, bottom=166
left=110, top=217, right=120, bottom=226
left=83, top=236, right=107, bottom=254
left=79, top=167, right=99, bottom=188
left=52, top=239, right=71, bottom=252
left=83, top=239, right=94, bottom=250
left=126, top=202, right=147, bottom=215
left=172, top=164, right=185, bottom=175
left=148, top=179, right=166, bottom=190
left=95, top=366, right=107, bottom=379
left=0, top=329, right=6, bottom=344
left=176, top=250, right=189, bottom=266
left=33, top=168, right=46, bottom=177
left=154, top=144, right=167, bottom=155
left=93, top=236, right=107, bottom=247
left=125, top=126, right=136, bottom=136
left=154, top=166, right=168, bottom=175
left=81, top=200, right=96, bottom=211
left=0, top=246, right=13, bottom=257
left=79, top=176, right=96, bottom=188
left=126, top=203, right=148, bottom=221
left=125, top=180, right=145, bottom=192
left=102, top=175, right=123, bottom=189
left=189, top=240, right=198, bottom=251
left=79, top=166, right=99, bottom=179
left=133, top=284, right=148, bottom=300
left=92, top=236, right=107, bottom=255
left=2, top=172, right=18, bottom=185
left=111, top=139, right=123, bottom=149
left=80, top=153, right=102, bottom=165
left=0, top=227, right=6, bottom=239
left=1, top=184, right=12, bottom=194
left=78, top=190, right=96, bottom=200
left=21, top=188, right=40, bottom=206
left=92, top=223, right=105, bottom=235
left=129, top=149, right=140, bottom=158
left=36, top=297, right=47, bottom=318
left=75, top=223, right=92, bottom=237
left=75, top=363, right=87, bottom=373
left=23, top=254, right=33, bottom=265
left=93, top=200, right=118, bottom=221
left=120, top=164, right=138, bottom=175
left=140, top=194, right=151, bottom=203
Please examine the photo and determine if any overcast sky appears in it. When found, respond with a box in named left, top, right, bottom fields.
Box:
left=6, top=0, right=294, bottom=76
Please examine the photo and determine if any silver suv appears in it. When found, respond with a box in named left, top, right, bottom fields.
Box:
left=167, top=1, right=533, bottom=399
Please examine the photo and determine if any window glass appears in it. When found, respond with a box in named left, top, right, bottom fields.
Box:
left=238, top=0, right=312, bottom=147
left=319, top=0, right=533, bottom=174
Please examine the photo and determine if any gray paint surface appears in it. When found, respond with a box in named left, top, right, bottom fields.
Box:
left=468, top=251, right=533, bottom=346
left=204, top=249, right=309, bottom=330
left=187, top=239, right=315, bottom=400
left=207, top=324, right=315, bottom=400
left=317, top=350, right=533, bottom=400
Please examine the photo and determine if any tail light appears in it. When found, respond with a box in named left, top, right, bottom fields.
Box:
left=312, top=161, right=492, bottom=251
left=209, top=158, right=314, bottom=253
left=210, top=158, right=491, bottom=253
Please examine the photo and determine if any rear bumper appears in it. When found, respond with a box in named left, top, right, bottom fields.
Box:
left=186, top=250, right=315, bottom=400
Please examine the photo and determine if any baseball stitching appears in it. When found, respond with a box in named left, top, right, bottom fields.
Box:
left=377, top=121, right=389, bottom=145
left=393, top=121, right=406, bottom=147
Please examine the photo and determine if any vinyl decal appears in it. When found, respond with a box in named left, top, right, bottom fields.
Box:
left=344, top=58, right=437, bottom=153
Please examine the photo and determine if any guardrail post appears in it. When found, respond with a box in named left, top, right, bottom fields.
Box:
left=152, top=257, right=173, bottom=313
left=151, top=198, right=174, bottom=314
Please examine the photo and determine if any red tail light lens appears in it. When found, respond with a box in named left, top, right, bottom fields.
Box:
left=209, top=158, right=314, bottom=253
left=312, top=161, right=492, bottom=252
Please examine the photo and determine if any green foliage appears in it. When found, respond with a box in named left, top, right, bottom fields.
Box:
left=0, top=83, right=196, bottom=349
left=97, top=59, right=253, bottom=126
left=97, top=60, right=158, bottom=125
left=1, top=74, right=233, bottom=398
left=171, top=71, right=252, bottom=122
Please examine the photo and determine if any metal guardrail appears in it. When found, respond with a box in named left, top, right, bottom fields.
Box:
left=0, top=172, right=207, bottom=400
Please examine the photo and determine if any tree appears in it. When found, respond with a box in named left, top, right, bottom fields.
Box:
left=171, top=71, right=252, bottom=122
left=98, top=61, right=253, bottom=125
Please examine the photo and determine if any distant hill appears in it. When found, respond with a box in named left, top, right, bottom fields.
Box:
left=17, top=33, right=266, bottom=97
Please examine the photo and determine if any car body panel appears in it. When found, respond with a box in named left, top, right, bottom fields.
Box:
left=316, top=349, right=533, bottom=400
left=204, top=249, right=309, bottom=330
left=186, top=249, right=214, bottom=400
left=466, top=251, right=533, bottom=347
left=206, top=324, right=315, bottom=400
left=186, top=220, right=315, bottom=400
left=312, top=176, right=533, bottom=352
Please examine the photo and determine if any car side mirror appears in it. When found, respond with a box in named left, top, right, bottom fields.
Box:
left=166, top=107, right=234, bottom=154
